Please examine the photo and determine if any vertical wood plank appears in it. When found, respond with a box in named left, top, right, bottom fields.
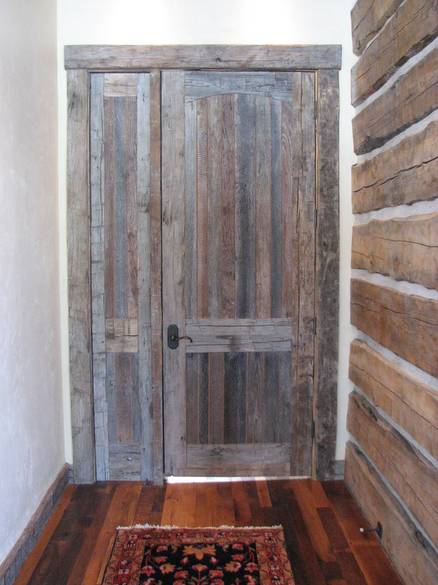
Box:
left=196, top=99, right=209, bottom=319
left=271, top=99, right=283, bottom=318
left=208, top=353, right=225, bottom=443
left=220, top=95, right=236, bottom=318
left=149, top=70, right=164, bottom=483
left=280, top=85, right=300, bottom=320
left=224, top=352, right=247, bottom=443
left=314, top=69, right=339, bottom=480
left=136, top=73, right=154, bottom=481
left=207, top=96, right=222, bottom=318
left=255, top=96, right=272, bottom=318
left=90, top=73, right=109, bottom=480
left=162, top=70, right=187, bottom=474
left=246, top=353, right=265, bottom=442
left=199, top=353, right=209, bottom=444
left=293, top=71, right=316, bottom=476
left=278, top=352, right=292, bottom=444
left=264, top=353, right=279, bottom=442
left=186, top=354, right=199, bottom=444
left=136, top=72, right=151, bottom=477
left=184, top=99, right=197, bottom=320
left=114, top=353, right=137, bottom=443
left=235, top=94, right=257, bottom=319
left=67, top=69, right=96, bottom=483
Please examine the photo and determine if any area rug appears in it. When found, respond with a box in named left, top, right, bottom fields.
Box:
left=101, top=525, right=295, bottom=584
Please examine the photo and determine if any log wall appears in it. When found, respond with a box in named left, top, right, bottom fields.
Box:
left=347, top=2, right=438, bottom=583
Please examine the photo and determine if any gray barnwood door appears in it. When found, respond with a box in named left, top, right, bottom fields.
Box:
left=162, top=71, right=316, bottom=476
left=90, top=72, right=162, bottom=481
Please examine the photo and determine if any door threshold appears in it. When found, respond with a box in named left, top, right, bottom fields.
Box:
left=166, top=475, right=311, bottom=484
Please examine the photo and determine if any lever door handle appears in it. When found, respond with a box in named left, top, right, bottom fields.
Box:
left=167, top=324, right=193, bottom=349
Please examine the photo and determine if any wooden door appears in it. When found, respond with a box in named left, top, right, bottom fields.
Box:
left=90, top=72, right=162, bottom=481
left=162, top=71, right=316, bottom=477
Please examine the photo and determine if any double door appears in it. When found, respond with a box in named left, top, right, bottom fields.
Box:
left=90, top=69, right=317, bottom=480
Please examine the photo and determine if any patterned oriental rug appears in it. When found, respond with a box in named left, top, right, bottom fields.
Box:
left=101, top=525, right=295, bottom=585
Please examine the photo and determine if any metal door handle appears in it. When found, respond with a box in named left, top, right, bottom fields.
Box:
left=167, top=324, right=193, bottom=349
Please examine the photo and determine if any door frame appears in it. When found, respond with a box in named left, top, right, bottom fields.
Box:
left=65, top=45, right=341, bottom=483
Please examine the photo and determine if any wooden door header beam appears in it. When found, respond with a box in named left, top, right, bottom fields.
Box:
left=64, top=44, right=342, bottom=71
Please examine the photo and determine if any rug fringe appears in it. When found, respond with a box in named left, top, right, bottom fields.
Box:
left=116, top=523, right=284, bottom=530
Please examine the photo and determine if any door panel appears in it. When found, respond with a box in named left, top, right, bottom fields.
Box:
left=162, top=71, right=316, bottom=476
left=90, top=72, right=162, bottom=481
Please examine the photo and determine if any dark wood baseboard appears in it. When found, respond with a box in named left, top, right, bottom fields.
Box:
left=0, top=463, right=71, bottom=585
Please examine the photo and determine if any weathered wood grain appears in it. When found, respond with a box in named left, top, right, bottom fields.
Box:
left=107, top=80, right=140, bottom=479
left=162, top=70, right=187, bottom=475
left=185, top=71, right=296, bottom=102
left=186, top=319, right=293, bottom=352
left=148, top=70, right=164, bottom=484
left=349, top=339, right=438, bottom=459
left=65, top=44, right=342, bottom=70
left=353, top=48, right=438, bottom=153
left=105, top=317, right=139, bottom=352
left=348, top=390, right=438, bottom=544
left=90, top=73, right=109, bottom=480
left=235, top=93, right=257, bottom=319
left=255, top=96, right=273, bottom=318
left=271, top=99, right=283, bottom=318
left=67, top=69, right=95, bottom=483
left=345, top=442, right=438, bottom=585
left=207, top=96, right=224, bottom=318
left=224, top=353, right=247, bottom=444
left=103, top=73, right=137, bottom=97
left=137, top=71, right=163, bottom=483
left=351, top=278, right=438, bottom=377
left=352, top=120, right=438, bottom=213
left=292, top=72, right=316, bottom=476
left=89, top=72, right=161, bottom=482
left=352, top=0, right=438, bottom=106
left=186, top=443, right=291, bottom=476
left=352, top=213, right=438, bottom=290
left=186, top=352, right=292, bottom=447
left=136, top=70, right=153, bottom=478
left=351, top=0, right=403, bottom=56
left=314, top=69, right=340, bottom=480
left=196, top=99, right=209, bottom=320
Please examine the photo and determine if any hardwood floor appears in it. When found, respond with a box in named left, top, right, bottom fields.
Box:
left=14, top=480, right=403, bottom=585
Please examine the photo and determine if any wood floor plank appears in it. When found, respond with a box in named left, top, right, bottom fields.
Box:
left=256, top=479, right=272, bottom=508
left=216, top=482, right=236, bottom=525
left=161, top=483, right=197, bottom=526
left=65, top=484, right=115, bottom=585
left=231, top=482, right=253, bottom=526
left=27, top=484, right=111, bottom=585
left=133, top=483, right=164, bottom=524
left=322, top=481, right=404, bottom=585
left=292, top=480, right=336, bottom=565
left=80, top=482, right=143, bottom=585
left=268, top=480, right=328, bottom=585
left=14, top=485, right=76, bottom=585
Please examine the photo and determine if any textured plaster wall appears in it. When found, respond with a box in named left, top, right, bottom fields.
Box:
left=58, top=0, right=357, bottom=462
left=0, top=0, right=64, bottom=564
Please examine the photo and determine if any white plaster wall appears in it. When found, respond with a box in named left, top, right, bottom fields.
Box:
left=0, top=0, right=64, bottom=564
left=58, top=0, right=357, bottom=462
